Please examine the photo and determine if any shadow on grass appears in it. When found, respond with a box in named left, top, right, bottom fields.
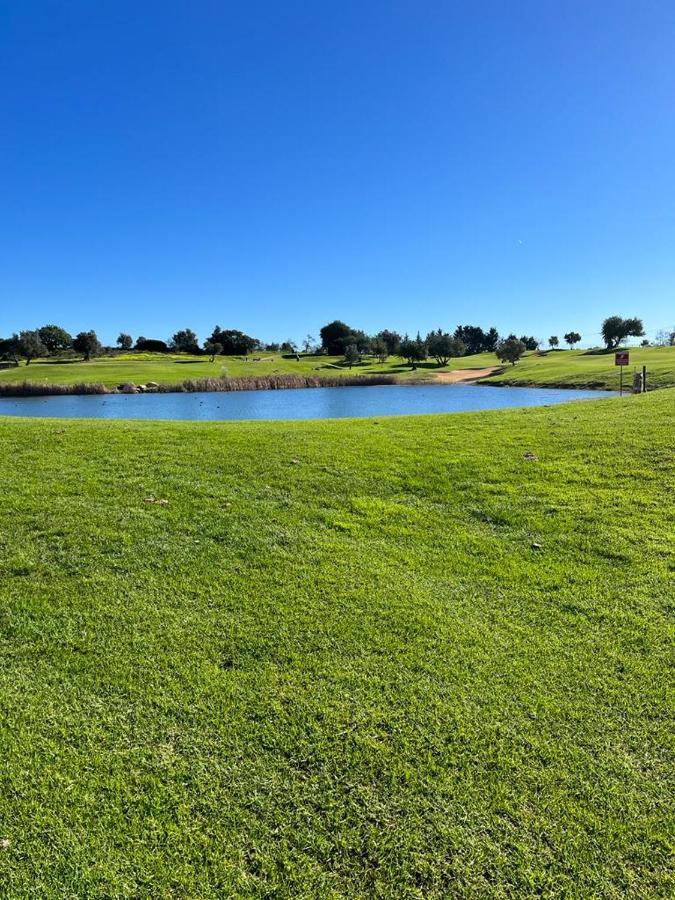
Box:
left=32, top=358, right=85, bottom=366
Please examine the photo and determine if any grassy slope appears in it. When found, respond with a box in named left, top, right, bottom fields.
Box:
left=0, top=352, right=406, bottom=388
left=0, top=393, right=673, bottom=897
left=475, top=345, right=675, bottom=390
left=1, top=346, right=674, bottom=392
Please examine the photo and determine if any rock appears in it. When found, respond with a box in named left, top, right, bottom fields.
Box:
left=523, top=451, right=538, bottom=461
left=531, top=542, right=542, bottom=550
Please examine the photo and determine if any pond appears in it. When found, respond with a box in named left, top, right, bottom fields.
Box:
left=0, top=383, right=610, bottom=421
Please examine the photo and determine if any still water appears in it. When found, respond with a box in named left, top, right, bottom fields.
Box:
left=0, top=383, right=610, bottom=421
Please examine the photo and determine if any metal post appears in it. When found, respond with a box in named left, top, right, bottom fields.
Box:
left=642, top=365, right=647, bottom=393
left=620, top=366, right=623, bottom=396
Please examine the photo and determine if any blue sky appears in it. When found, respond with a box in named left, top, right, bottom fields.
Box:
left=1, top=1, right=674, bottom=347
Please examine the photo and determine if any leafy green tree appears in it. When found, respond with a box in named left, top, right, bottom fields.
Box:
left=319, top=320, right=354, bottom=355
left=343, top=343, right=360, bottom=369
left=0, top=333, right=20, bottom=364
left=117, top=333, right=133, bottom=350
left=548, top=335, right=559, bottom=349
left=453, top=324, right=500, bottom=354
left=204, top=340, right=223, bottom=362
left=496, top=336, right=526, bottom=365
left=371, top=338, right=389, bottom=363
left=519, top=335, right=539, bottom=351
left=563, top=331, right=581, bottom=348
left=601, top=316, right=644, bottom=349
left=18, top=330, right=47, bottom=365
left=426, top=331, right=465, bottom=366
left=376, top=329, right=401, bottom=356
left=38, top=324, right=72, bottom=355
left=484, top=327, right=500, bottom=352
left=135, top=337, right=169, bottom=352
left=207, top=327, right=259, bottom=355
left=73, top=330, right=102, bottom=361
left=351, top=330, right=371, bottom=354
left=399, top=334, right=428, bottom=368
left=170, top=328, right=200, bottom=354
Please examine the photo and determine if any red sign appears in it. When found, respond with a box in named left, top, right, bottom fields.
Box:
left=615, top=351, right=629, bottom=366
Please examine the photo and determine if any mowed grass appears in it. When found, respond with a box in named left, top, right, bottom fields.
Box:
left=0, top=393, right=673, bottom=897
left=476, top=345, right=675, bottom=390
left=0, top=352, right=405, bottom=388
left=2, top=346, right=675, bottom=392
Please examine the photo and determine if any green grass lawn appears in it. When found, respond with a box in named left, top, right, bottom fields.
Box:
left=475, top=345, right=675, bottom=390
left=0, top=392, right=673, bottom=896
left=0, top=351, right=408, bottom=389
left=1, top=346, right=674, bottom=392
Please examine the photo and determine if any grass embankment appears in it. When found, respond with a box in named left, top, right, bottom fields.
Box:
left=473, top=345, right=675, bottom=390
left=0, top=392, right=673, bottom=896
left=1, top=346, right=674, bottom=394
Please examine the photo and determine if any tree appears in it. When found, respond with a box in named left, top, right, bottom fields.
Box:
left=320, top=320, right=354, bottom=355
left=170, top=328, right=200, bottom=354
left=38, top=324, right=72, bottom=355
left=73, top=330, right=102, bottom=361
left=117, top=333, right=133, bottom=350
left=548, top=335, right=559, bottom=349
left=343, top=343, right=360, bottom=369
left=376, top=329, right=402, bottom=356
left=0, top=333, right=20, bottom=364
left=453, top=325, right=483, bottom=355
left=519, top=335, right=539, bottom=351
left=18, top=330, right=47, bottom=365
left=303, top=334, right=315, bottom=353
left=655, top=328, right=675, bottom=346
left=204, top=340, right=223, bottom=362
left=601, top=316, right=644, bottom=349
left=351, top=330, right=372, bottom=354
left=399, top=333, right=428, bottom=368
left=427, top=330, right=465, bottom=366
left=135, top=337, right=169, bottom=352
left=563, top=331, right=581, bottom=349
left=484, top=327, right=500, bottom=352
left=207, top=327, right=258, bottom=355
left=281, top=339, right=298, bottom=353
left=371, top=338, right=389, bottom=363
left=495, top=336, right=526, bottom=366
left=453, top=324, right=500, bottom=354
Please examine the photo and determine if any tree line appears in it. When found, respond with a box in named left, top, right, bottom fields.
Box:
left=0, top=315, right=666, bottom=368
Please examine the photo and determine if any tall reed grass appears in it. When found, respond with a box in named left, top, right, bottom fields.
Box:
left=0, top=373, right=397, bottom=397
left=0, top=381, right=109, bottom=397
left=160, top=373, right=398, bottom=392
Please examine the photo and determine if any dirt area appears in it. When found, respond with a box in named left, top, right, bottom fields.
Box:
left=434, top=366, right=500, bottom=383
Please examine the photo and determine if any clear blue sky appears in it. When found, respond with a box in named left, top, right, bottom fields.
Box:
left=2, top=1, right=674, bottom=347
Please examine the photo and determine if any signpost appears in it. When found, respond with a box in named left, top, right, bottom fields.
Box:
left=615, top=351, right=629, bottom=396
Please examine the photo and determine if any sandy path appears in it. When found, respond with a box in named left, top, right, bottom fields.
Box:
left=434, top=366, right=500, bottom=383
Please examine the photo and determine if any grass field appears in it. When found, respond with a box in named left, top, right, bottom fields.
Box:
left=0, top=351, right=409, bottom=389
left=0, top=391, right=673, bottom=896
left=476, top=345, right=675, bottom=390
left=1, top=345, right=674, bottom=392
